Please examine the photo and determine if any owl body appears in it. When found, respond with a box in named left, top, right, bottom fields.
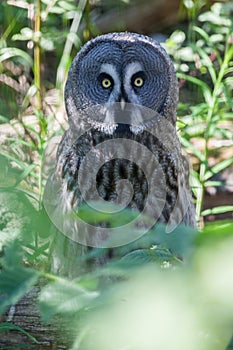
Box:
left=44, top=32, right=196, bottom=276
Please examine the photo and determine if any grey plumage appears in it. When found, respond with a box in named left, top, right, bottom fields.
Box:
left=44, top=32, right=196, bottom=277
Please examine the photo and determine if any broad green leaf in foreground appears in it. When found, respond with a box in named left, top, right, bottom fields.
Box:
left=39, top=279, right=99, bottom=322
left=0, top=267, right=39, bottom=314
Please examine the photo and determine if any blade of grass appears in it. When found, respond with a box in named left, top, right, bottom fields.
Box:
left=180, top=137, right=206, bottom=161
left=0, top=322, right=40, bottom=344
left=202, top=206, right=233, bottom=216
left=6, top=137, right=37, bottom=150
left=204, top=157, right=233, bottom=181
left=56, top=0, right=87, bottom=89
left=0, top=47, right=33, bottom=66
left=177, top=72, right=212, bottom=104
left=14, top=163, right=37, bottom=186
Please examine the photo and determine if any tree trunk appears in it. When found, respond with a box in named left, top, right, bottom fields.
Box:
left=0, top=284, right=71, bottom=350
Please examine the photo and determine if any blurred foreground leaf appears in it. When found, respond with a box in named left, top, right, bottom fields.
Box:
left=39, top=279, right=99, bottom=322
left=0, top=267, right=39, bottom=314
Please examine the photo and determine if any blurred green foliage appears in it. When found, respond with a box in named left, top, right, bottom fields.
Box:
left=164, top=1, right=233, bottom=225
left=1, top=213, right=233, bottom=349
left=0, top=0, right=233, bottom=348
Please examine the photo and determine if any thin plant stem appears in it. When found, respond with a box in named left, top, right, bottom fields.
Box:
left=195, top=30, right=233, bottom=225
left=56, top=0, right=88, bottom=90
left=34, top=0, right=42, bottom=111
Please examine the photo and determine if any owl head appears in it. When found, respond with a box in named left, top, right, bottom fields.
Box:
left=65, top=32, right=178, bottom=134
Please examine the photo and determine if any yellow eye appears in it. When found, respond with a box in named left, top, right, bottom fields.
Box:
left=133, top=77, right=144, bottom=87
left=102, top=78, right=112, bottom=89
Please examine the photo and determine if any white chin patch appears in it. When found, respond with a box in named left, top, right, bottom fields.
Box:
left=96, top=123, right=145, bottom=135
left=96, top=104, right=146, bottom=135
left=89, top=102, right=154, bottom=135
left=97, top=123, right=117, bottom=135
left=130, top=124, right=145, bottom=134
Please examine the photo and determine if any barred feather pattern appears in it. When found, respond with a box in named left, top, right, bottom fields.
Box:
left=46, top=126, right=196, bottom=277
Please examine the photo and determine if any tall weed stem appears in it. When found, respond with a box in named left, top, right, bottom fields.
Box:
left=196, top=30, right=233, bottom=225
left=34, top=0, right=42, bottom=110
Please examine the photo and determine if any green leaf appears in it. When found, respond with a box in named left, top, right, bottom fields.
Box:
left=204, top=180, right=224, bottom=187
left=26, top=242, right=50, bottom=262
left=77, top=201, right=153, bottom=227
left=0, top=266, right=39, bottom=313
left=121, top=247, right=179, bottom=266
left=113, top=223, right=197, bottom=260
left=204, top=157, right=233, bottom=180
left=210, top=33, right=224, bottom=43
left=0, top=47, right=33, bottom=66
left=193, top=26, right=210, bottom=43
left=0, top=151, right=29, bottom=170
left=22, top=85, right=38, bottom=109
left=0, top=231, right=17, bottom=252
left=153, top=224, right=197, bottom=258
left=40, top=37, right=55, bottom=51
left=225, top=67, right=233, bottom=75
left=177, top=47, right=194, bottom=62
left=195, top=220, right=233, bottom=245
left=167, top=29, right=186, bottom=45
left=58, top=0, right=77, bottom=11
left=177, top=72, right=212, bottom=104
left=39, top=279, right=99, bottom=322
left=12, top=27, right=34, bottom=41
left=180, top=137, right=205, bottom=161
left=198, top=8, right=231, bottom=26
left=75, top=274, right=99, bottom=291
left=0, top=115, right=9, bottom=123
left=193, top=44, right=217, bottom=84
left=202, top=206, right=233, bottom=216
left=14, top=164, right=37, bottom=186
left=189, top=170, right=202, bottom=198
left=1, top=240, right=22, bottom=267
left=0, top=241, right=39, bottom=313
left=6, top=137, right=37, bottom=150
left=0, top=322, right=40, bottom=344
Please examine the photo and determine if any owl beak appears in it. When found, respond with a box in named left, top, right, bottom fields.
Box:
left=120, top=97, right=126, bottom=110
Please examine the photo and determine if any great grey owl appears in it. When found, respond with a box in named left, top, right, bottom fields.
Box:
left=44, top=32, right=196, bottom=277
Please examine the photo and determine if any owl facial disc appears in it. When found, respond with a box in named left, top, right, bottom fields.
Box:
left=65, top=32, right=179, bottom=134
